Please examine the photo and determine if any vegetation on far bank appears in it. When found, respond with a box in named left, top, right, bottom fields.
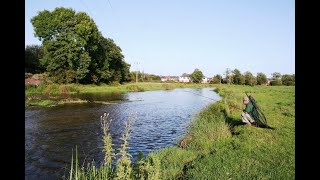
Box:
left=25, top=82, right=215, bottom=107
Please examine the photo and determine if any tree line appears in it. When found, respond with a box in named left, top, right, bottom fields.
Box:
left=210, top=69, right=294, bottom=86
left=187, top=68, right=294, bottom=86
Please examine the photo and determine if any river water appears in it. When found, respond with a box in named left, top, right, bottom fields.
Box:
left=25, top=88, right=220, bottom=179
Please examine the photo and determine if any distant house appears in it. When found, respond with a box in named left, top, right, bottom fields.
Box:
left=161, top=76, right=179, bottom=82
left=202, top=77, right=212, bottom=83
left=179, top=74, right=191, bottom=82
left=201, top=77, right=207, bottom=83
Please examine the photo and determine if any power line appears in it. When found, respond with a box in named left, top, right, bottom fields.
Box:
left=107, top=0, right=113, bottom=10
left=79, top=0, right=94, bottom=18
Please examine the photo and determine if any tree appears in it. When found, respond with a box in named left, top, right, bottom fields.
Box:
left=271, top=72, right=282, bottom=86
left=190, top=69, right=204, bottom=83
left=271, top=72, right=282, bottom=79
left=239, top=75, right=246, bottom=85
left=25, top=45, right=45, bottom=74
left=31, top=7, right=130, bottom=84
left=211, top=74, right=222, bottom=84
left=232, top=69, right=245, bottom=85
left=281, top=74, right=295, bottom=86
left=256, top=72, right=267, bottom=85
left=244, top=71, right=256, bottom=86
left=224, top=68, right=233, bottom=85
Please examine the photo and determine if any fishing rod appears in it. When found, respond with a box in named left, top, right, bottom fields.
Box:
left=182, top=89, right=243, bottom=110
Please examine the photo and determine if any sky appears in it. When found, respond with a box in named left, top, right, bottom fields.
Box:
left=25, top=0, right=294, bottom=78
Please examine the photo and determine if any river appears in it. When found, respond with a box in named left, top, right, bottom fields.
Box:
left=25, top=88, right=221, bottom=179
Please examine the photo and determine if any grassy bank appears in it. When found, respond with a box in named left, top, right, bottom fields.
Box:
left=25, top=82, right=215, bottom=107
left=149, top=84, right=294, bottom=179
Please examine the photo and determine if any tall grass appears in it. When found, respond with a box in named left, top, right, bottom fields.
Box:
left=26, top=82, right=214, bottom=96
left=65, top=113, right=162, bottom=180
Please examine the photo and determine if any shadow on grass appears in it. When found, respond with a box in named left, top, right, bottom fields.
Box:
left=222, top=109, right=275, bottom=131
left=222, top=109, right=244, bottom=136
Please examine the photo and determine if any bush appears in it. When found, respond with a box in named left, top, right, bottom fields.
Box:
left=270, top=80, right=282, bottom=86
left=162, top=83, right=173, bottom=90
left=109, top=81, right=121, bottom=86
left=126, top=85, right=144, bottom=92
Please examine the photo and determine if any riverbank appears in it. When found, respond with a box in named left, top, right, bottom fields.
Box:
left=25, top=82, right=215, bottom=107
left=149, top=84, right=294, bottom=179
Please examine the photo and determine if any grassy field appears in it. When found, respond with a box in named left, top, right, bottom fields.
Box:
left=25, top=82, right=215, bottom=107
left=149, top=84, right=295, bottom=179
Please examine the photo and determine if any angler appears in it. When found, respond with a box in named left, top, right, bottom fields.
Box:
left=242, top=93, right=274, bottom=129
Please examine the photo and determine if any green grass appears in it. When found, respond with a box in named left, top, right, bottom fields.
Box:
left=150, top=84, right=294, bottom=179
left=25, top=99, right=57, bottom=107
left=25, top=82, right=215, bottom=95
left=74, top=82, right=214, bottom=93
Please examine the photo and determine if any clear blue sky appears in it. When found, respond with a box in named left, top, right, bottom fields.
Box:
left=25, top=0, right=294, bottom=78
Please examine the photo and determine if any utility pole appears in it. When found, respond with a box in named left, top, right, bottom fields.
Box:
left=134, top=62, right=140, bottom=83
left=136, top=70, right=138, bottom=83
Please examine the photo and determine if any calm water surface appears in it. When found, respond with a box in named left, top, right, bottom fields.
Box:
left=25, top=88, right=221, bottom=179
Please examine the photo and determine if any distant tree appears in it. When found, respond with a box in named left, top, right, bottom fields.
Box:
left=281, top=74, right=295, bottom=86
left=25, top=45, right=45, bottom=74
left=232, top=69, right=240, bottom=84
left=224, top=68, right=233, bottom=85
left=141, top=73, right=161, bottom=82
left=181, top=73, right=190, bottom=77
left=271, top=72, right=282, bottom=86
left=239, top=75, right=245, bottom=85
left=256, top=72, right=267, bottom=85
left=232, top=69, right=245, bottom=85
left=270, top=80, right=282, bottom=86
left=271, top=72, right=282, bottom=80
left=244, top=71, right=256, bottom=86
left=190, top=68, right=204, bottom=83
left=211, top=74, right=222, bottom=84
left=130, top=71, right=141, bottom=82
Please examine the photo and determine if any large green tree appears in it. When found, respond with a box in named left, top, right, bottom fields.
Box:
left=25, top=45, right=45, bottom=74
left=256, top=72, right=267, bottom=85
left=244, top=71, right=256, bottom=86
left=190, top=69, right=204, bottom=83
left=31, top=7, right=130, bottom=84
